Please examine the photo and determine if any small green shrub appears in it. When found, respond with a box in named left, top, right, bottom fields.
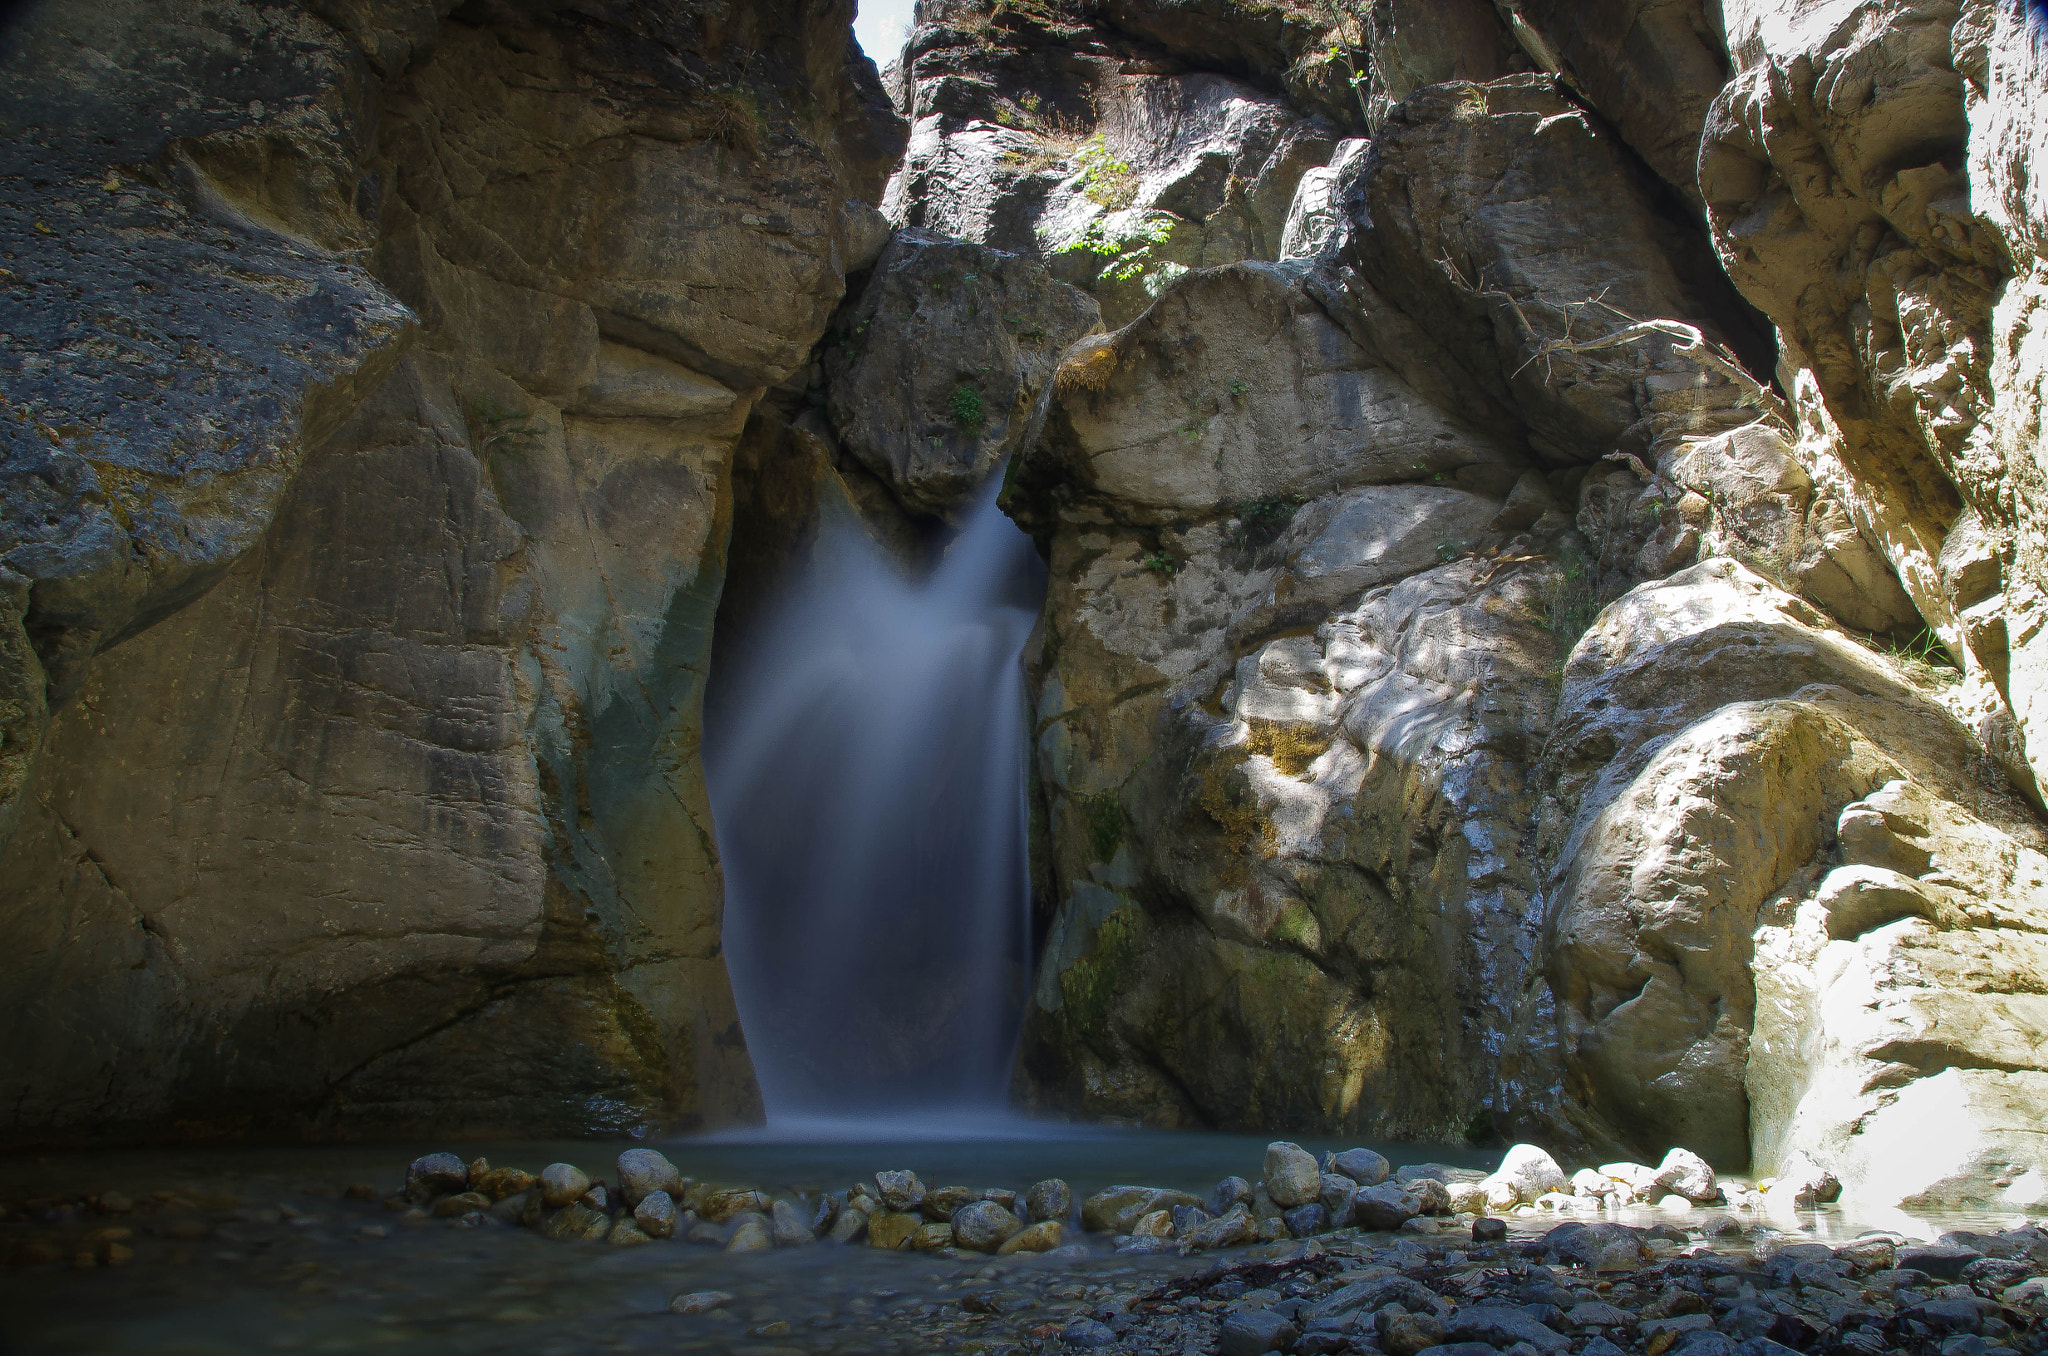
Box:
left=1141, top=548, right=1181, bottom=577
left=1075, top=134, right=1137, bottom=209
left=950, top=382, right=986, bottom=431
left=1053, top=215, right=1176, bottom=284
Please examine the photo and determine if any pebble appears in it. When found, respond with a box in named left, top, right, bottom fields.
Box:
left=615, top=1148, right=682, bottom=1208
left=633, top=1190, right=678, bottom=1238
left=875, top=1170, right=926, bottom=1212
left=405, top=1153, right=467, bottom=1203
left=669, top=1289, right=733, bottom=1315
left=1026, top=1178, right=1072, bottom=1222
left=951, top=1200, right=1023, bottom=1252
left=1327, top=1147, right=1392, bottom=1186
left=536, top=1163, right=590, bottom=1210
left=1263, top=1142, right=1322, bottom=1208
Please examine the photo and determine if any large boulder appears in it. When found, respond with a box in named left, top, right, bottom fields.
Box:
left=823, top=229, right=1098, bottom=519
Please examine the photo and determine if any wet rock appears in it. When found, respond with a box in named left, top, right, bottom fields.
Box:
left=1444, top=1304, right=1570, bottom=1353
left=670, top=1289, right=733, bottom=1315
left=1131, top=1207, right=1174, bottom=1239
left=1654, top=1148, right=1719, bottom=1203
left=1353, top=1184, right=1423, bottom=1231
left=1212, top=1177, right=1254, bottom=1215
left=537, top=1164, right=591, bottom=1210
left=770, top=1199, right=815, bottom=1247
left=1899, top=1245, right=1983, bottom=1281
left=997, top=1219, right=1064, bottom=1254
left=725, top=1213, right=772, bottom=1252
left=1473, top=1216, right=1508, bottom=1242
left=700, top=1189, right=772, bottom=1224
left=1081, top=1185, right=1204, bottom=1234
left=607, top=1218, right=653, bottom=1246
left=1220, top=1308, right=1300, bottom=1355
left=1264, top=1141, right=1322, bottom=1207
left=633, top=1190, right=678, bottom=1239
left=1172, top=1203, right=1213, bottom=1235
left=1376, top=1310, right=1447, bottom=1356
left=615, top=1149, right=683, bottom=1208
left=910, top=1221, right=953, bottom=1250
left=538, top=1203, right=611, bottom=1242
left=578, top=1185, right=609, bottom=1213
left=1486, top=1145, right=1567, bottom=1207
left=406, top=1153, right=467, bottom=1203
left=471, top=1167, right=536, bottom=1201
left=1399, top=1177, right=1452, bottom=1215
left=950, top=1200, right=1024, bottom=1252
left=921, top=1186, right=979, bottom=1221
left=875, top=1171, right=926, bottom=1212
left=1182, top=1204, right=1256, bottom=1251
left=1328, top=1149, right=1392, bottom=1186
left=867, top=1210, right=921, bottom=1250
left=827, top=1207, right=869, bottom=1244
left=1283, top=1202, right=1329, bottom=1237
left=1026, top=1179, right=1073, bottom=1222
left=1060, top=1319, right=1117, bottom=1348
left=683, top=1218, right=727, bottom=1246
left=809, top=1193, right=840, bottom=1235
left=431, top=1191, right=489, bottom=1218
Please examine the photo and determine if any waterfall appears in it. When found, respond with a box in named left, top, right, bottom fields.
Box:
left=706, top=482, right=1045, bottom=1131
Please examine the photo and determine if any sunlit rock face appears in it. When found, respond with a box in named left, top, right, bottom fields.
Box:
left=0, top=0, right=904, bottom=1142
left=885, top=0, right=2048, bottom=1204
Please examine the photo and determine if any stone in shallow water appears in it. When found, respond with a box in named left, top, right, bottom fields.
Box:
left=1264, top=1142, right=1322, bottom=1207
left=1212, top=1176, right=1254, bottom=1214
left=1653, top=1147, right=1719, bottom=1203
left=700, top=1188, right=771, bottom=1223
left=770, top=1199, right=815, bottom=1247
left=1487, top=1144, right=1567, bottom=1206
left=406, top=1153, right=467, bottom=1203
left=1327, top=1148, right=1391, bottom=1185
left=1026, top=1178, right=1072, bottom=1222
left=875, top=1170, right=926, bottom=1212
left=431, top=1191, right=489, bottom=1218
left=1059, top=1319, right=1116, bottom=1347
left=1444, top=1304, right=1569, bottom=1353
left=921, top=1186, right=979, bottom=1221
left=1283, top=1202, right=1329, bottom=1237
left=670, top=1289, right=733, bottom=1315
left=867, top=1209, right=921, bottom=1250
left=607, top=1218, right=654, bottom=1247
left=1081, top=1185, right=1204, bottom=1234
left=998, top=1219, right=1063, bottom=1254
left=910, top=1221, right=953, bottom=1251
left=538, top=1203, right=611, bottom=1242
left=538, top=1163, right=591, bottom=1210
left=633, top=1190, right=678, bottom=1238
left=725, top=1213, right=772, bottom=1252
left=616, top=1149, right=683, bottom=1208
left=828, top=1206, right=869, bottom=1243
left=1353, top=1184, right=1422, bottom=1231
left=951, top=1199, right=1023, bottom=1252
left=471, top=1167, right=535, bottom=1201
left=1472, top=1216, right=1507, bottom=1242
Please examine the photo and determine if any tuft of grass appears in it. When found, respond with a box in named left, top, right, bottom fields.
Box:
left=700, top=87, right=764, bottom=155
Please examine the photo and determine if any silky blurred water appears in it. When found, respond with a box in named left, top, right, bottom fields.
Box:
left=706, top=482, right=1045, bottom=1121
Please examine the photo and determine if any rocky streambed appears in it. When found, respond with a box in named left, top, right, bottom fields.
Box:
left=0, top=1133, right=2040, bottom=1355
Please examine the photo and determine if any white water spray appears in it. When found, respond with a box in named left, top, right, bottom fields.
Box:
left=707, top=484, right=1043, bottom=1129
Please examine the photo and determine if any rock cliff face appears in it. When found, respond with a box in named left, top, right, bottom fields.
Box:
left=3, top=0, right=2045, bottom=1212
left=0, top=0, right=902, bottom=1141
left=876, top=0, right=2048, bottom=1211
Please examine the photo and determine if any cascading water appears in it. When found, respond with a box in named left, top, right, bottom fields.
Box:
left=706, top=482, right=1045, bottom=1132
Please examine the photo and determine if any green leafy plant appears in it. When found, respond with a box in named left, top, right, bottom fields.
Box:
left=1075, top=133, right=1137, bottom=209
left=1053, top=216, right=1176, bottom=283
left=949, top=381, right=986, bottom=432
left=1228, top=379, right=1250, bottom=404
left=1141, top=548, right=1181, bottom=577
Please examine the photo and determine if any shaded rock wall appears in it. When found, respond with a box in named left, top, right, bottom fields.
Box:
left=0, top=0, right=903, bottom=1142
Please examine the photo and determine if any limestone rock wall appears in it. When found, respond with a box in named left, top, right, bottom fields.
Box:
left=889, top=0, right=2048, bottom=1208
left=0, top=0, right=904, bottom=1142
